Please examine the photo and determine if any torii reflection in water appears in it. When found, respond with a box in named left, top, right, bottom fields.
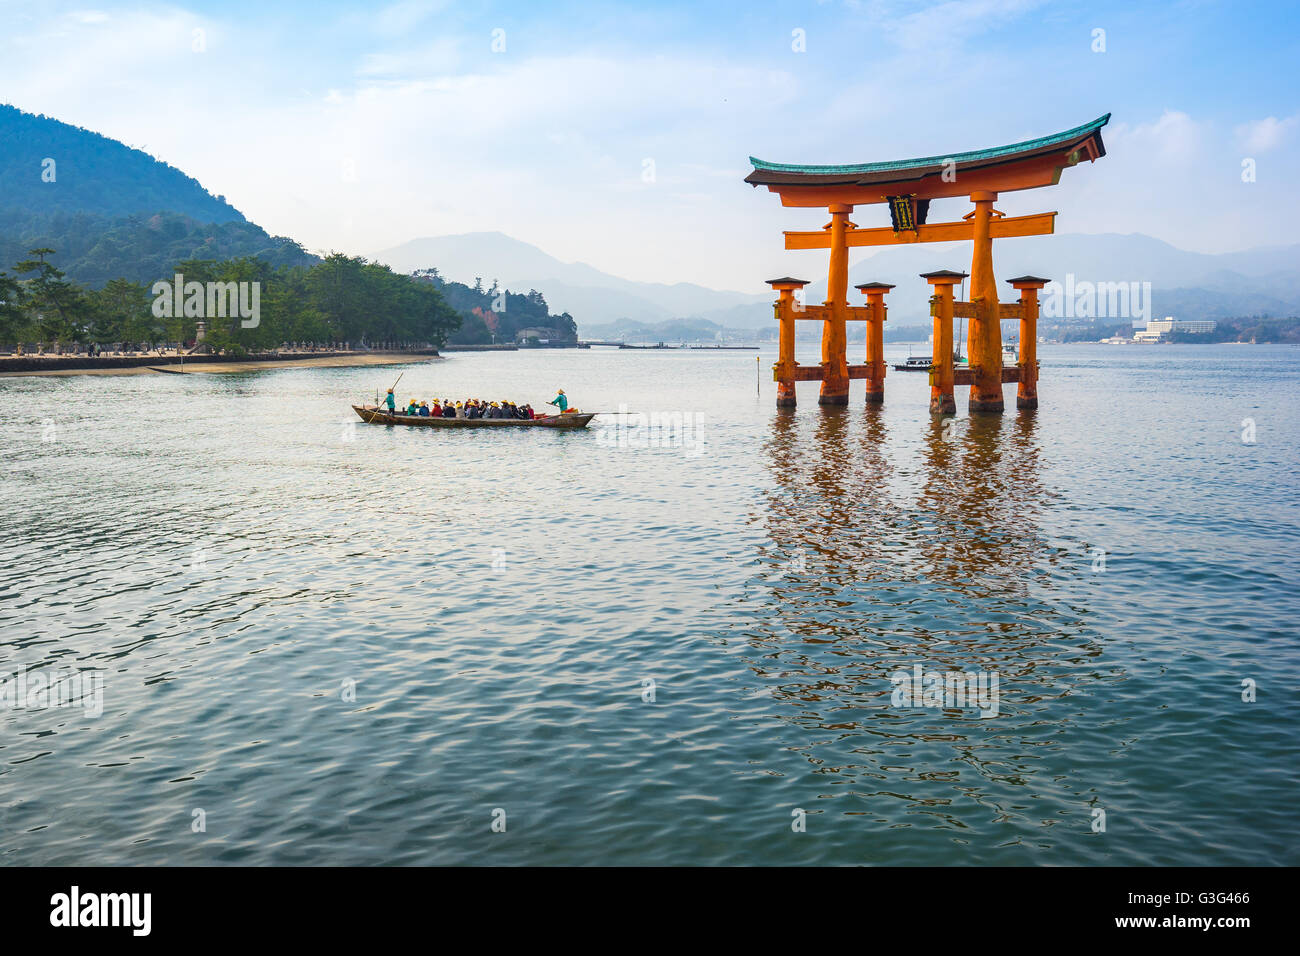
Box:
left=738, top=406, right=1110, bottom=838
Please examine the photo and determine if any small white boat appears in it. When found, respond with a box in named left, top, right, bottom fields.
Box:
left=1002, top=345, right=1018, bottom=364
left=893, top=354, right=932, bottom=372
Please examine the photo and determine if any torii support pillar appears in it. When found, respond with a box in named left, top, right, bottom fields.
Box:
left=855, top=282, right=893, bottom=403
left=1008, top=276, right=1048, bottom=410
left=768, top=277, right=807, bottom=408
left=819, top=203, right=853, bottom=405
left=922, top=270, right=966, bottom=415
left=967, top=191, right=1005, bottom=413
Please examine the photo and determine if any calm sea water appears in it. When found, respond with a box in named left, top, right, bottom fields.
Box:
left=1, top=343, right=1296, bottom=865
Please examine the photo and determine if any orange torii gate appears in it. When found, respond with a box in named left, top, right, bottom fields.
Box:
left=746, top=115, right=1109, bottom=412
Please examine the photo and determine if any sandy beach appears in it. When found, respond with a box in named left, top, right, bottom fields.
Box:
left=0, top=350, right=441, bottom=378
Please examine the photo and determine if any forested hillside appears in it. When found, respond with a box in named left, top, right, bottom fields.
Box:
left=0, top=208, right=317, bottom=288
left=413, top=268, right=577, bottom=345
left=0, top=106, right=575, bottom=350
left=0, top=249, right=460, bottom=352
left=0, top=104, right=244, bottom=222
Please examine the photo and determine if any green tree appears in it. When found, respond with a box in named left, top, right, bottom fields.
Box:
left=14, top=248, right=90, bottom=343
left=87, top=278, right=151, bottom=343
left=0, top=271, right=27, bottom=343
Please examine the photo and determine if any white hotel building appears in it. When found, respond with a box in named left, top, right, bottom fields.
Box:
left=1133, top=316, right=1217, bottom=342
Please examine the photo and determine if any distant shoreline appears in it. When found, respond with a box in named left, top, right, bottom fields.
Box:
left=0, top=349, right=441, bottom=378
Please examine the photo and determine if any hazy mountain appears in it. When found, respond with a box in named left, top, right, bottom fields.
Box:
left=373, top=232, right=771, bottom=325
left=376, top=230, right=1300, bottom=333
left=828, top=232, right=1300, bottom=325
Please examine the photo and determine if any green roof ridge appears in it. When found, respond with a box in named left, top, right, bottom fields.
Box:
left=749, top=114, right=1110, bottom=175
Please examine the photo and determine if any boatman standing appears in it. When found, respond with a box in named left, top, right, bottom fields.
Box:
left=550, top=389, right=569, bottom=414
left=381, top=389, right=396, bottom=412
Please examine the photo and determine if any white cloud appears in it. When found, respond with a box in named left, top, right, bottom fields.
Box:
left=1111, top=110, right=1204, bottom=164
left=1236, top=115, right=1298, bottom=153
left=874, top=0, right=1047, bottom=51
left=372, top=0, right=452, bottom=37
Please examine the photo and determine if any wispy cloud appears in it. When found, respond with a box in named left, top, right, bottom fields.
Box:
left=1236, top=115, right=1298, bottom=153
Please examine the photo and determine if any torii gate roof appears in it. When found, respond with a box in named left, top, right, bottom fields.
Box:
left=746, top=114, right=1109, bottom=206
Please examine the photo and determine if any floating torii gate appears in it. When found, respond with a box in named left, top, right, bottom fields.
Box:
left=746, top=115, right=1109, bottom=412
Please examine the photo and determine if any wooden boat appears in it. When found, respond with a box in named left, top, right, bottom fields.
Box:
left=353, top=405, right=596, bottom=429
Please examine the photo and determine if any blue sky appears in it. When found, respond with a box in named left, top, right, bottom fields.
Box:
left=2, top=0, right=1297, bottom=290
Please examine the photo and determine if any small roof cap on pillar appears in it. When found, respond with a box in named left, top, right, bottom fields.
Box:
left=766, top=276, right=809, bottom=287
left=1006, top=275, right=1051, bottom=286
left=855, top=281, right=895, bottom=291
left=920, top=269, right=969, bottom=283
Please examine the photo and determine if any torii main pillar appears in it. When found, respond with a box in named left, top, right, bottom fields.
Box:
left=967, top=191, right=1004, bottom=413
left=819, top=203, right=853, bottom=405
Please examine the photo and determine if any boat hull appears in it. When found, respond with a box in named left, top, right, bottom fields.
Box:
left=352, top=405, right=596, bottom=429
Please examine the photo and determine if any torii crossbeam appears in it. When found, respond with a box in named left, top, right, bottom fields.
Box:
left=746, top=114, right=1109, bottom=412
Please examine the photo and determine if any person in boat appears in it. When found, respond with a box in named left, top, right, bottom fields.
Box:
left=418, top=401, right=431, bottom=417
left=405, top=399, right=419, bottom=416
left=523, top=404, right=535, bottom=420
left=381, top=389, right=396, bottom=413
left=550, top=389, right=568, bottom=414
left=430, top=399, right=442, bottom=416
left=441, top=400, right=456, bottom=418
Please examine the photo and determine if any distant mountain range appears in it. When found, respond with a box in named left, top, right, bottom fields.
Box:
left=374, top=232, right=773, bottom=329
left=2, top=102, right=1295, bottom=331
left=376, top=231, right=1300, bottom=334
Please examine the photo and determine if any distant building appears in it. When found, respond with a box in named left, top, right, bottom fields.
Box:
left=516, top=326, right=558, bottom=344
left=1133, top=316, right=1215, bottom=342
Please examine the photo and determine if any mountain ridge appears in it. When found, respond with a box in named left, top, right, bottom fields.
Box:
left=376, top=230, right=1300, bottom=330
left=0, top=103, right=245, bottom=223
